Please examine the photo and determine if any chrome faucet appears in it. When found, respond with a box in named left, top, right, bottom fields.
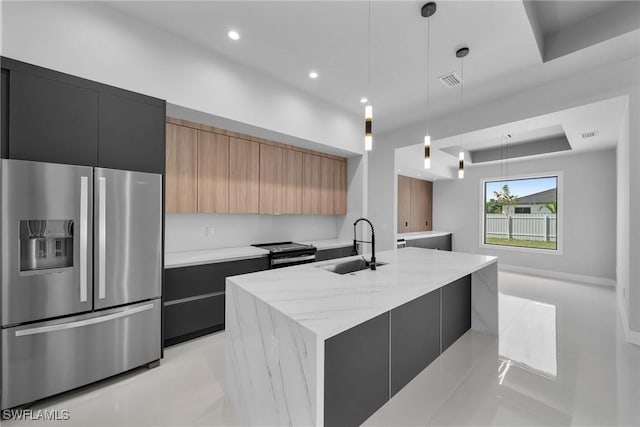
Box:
left=353, top=217, right=376, bottom=270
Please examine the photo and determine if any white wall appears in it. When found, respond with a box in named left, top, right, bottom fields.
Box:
left=165, top=214, right=340, bottom=252
left=433, top=149, right=616, bottom=281
left=0, top=1, right=362, bottom=155
left=0, top=1, right=368, bottom=251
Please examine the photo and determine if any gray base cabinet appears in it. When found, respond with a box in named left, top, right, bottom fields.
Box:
left=163, top=257, right=269, bottom=346
left=324, top=275, right=471, bottom=426
left=316, top=245, right=356, bottom=262
left=324, top=312, right=390, bottom=427
left=441, top=275, right=471, bottom=352
left=390, top=289, right=441, bottom=396
left=405, top=234, right=452, bottom=251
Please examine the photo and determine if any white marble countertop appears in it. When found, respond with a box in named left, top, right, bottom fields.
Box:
left=227, top=247, right=497, bottom=339
left=397, top=230, right=452, bottom=240
left=299, top=238, right=353, bottom=250
left=165, top=246, right=269, bottom=269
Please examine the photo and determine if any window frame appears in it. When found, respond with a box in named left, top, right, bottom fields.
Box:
left=479, top=172, right=564, bottom=255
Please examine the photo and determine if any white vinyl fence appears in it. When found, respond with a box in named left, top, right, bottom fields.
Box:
left=485, top=214, right=557, bottom=242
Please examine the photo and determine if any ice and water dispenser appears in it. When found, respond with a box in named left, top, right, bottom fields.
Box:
left=19, top=219, right=74, bottom=272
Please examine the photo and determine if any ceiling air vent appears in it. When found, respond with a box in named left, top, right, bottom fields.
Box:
left=581, top=130, right=599, bottom=139
left=438, top=72, right=461, bottom=88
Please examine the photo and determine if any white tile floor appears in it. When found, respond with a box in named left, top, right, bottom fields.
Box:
left=5, top=272, right=640, bottom=426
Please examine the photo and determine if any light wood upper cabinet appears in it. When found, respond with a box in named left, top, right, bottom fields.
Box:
left=259, top=144, right=284, bottom=214
left=165, top=117, right=347, bottom=216
left=229, top=137, right=260, bottom=214
left=320, top=157, right=335, bottom=215
left=397, top=175, right=411, bottom=233
left=398, top=175, right=433, bottom=232
left=411, top=178, right=429, bottom=232
left=198, top=131, right=229, bottom=213
left=282, top=149, right=303, bottom=214
left=302, top=153, right=322, bottom=214
left=166, top=123, right=197, bottom=213
left=333, top=160, right=347, bottom=215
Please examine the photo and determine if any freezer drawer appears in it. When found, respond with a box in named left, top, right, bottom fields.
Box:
left=93, top=168, right=162, bottom=309
left=1, top=300, right=161, bottom=409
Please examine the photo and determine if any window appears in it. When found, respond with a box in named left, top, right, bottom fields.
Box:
left=482, top=175, right=559, bottom=251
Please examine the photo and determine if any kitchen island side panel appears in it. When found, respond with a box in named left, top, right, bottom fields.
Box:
left=225, top=282, right=320, bottom=426
left=471, top=262, right=499, bottom=335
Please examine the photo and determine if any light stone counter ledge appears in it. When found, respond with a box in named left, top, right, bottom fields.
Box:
left=164, top=246, right=269, bottom=269
left=225, top=247, right=498, bottom=426
left=397, top=230, right=452, bottom=240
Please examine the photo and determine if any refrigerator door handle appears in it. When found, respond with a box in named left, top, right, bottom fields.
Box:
left=98, top=176, right=106, bottom=300
left=79, top=176, right=89, bottom=303
left=15, top=304, right=154, bottom=337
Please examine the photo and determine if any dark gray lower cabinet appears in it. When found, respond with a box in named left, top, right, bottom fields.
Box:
left=324, top=312, right=390, bottom=427
left=163, top=256, right=269, bottom=346
left=405, top=234, right=452, bottom=251
left=324, top=274, right=472, bottom=425
left=441, top=275, right=472, bottom=352
left=316, top=245, right=356, bottom=262
left=390, top=289, right=441, bottom=397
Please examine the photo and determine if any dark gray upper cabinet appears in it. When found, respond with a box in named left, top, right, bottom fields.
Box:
left=98, top=93, right=165, bottom=174
left=9, top=71, right=99, bottom=166
left=1, top=57, right=165, bottom=174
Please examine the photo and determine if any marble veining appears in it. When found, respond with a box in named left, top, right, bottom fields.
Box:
left=226, top=285, right=319, bottom=426
left=228, top=248, right=497, bottom=339
left=472, top=262, right=499, bottom=334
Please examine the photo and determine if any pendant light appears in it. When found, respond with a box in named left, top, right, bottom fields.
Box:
left=364, top=0, right=373, bottom=151
left=421, top=2, right=436, bottom=168
left=456, top=46, right=469, bottom=179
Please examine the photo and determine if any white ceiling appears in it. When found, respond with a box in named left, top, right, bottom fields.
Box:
left=395, top=95, right=628, bottom=181
left=105, top=1, right=640, bottom=135
left=532, top=0, right=625, bottom=35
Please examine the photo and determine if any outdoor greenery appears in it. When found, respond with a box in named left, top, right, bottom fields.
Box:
left=485, top=184, right=518, bottom=214
left=540, top=200, right=557, bottom=214
left=485, top=237, right=556, bottom=250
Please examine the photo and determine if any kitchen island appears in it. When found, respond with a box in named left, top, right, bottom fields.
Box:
left=225, top=247, right=498, bottom=426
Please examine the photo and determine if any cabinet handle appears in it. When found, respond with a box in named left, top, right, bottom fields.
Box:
left=405, top=221, right=408, bottom=227
left=98, top=177, right=106, bottom=300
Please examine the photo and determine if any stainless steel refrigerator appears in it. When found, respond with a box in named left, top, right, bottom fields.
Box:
left=0, top=159, right=162, bottom=409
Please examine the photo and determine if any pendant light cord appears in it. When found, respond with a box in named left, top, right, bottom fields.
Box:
left=460, top=55, right=464, bottom=152
left=426, top=16, right=430, bottom=135
left=368, top=0, right=371, bottom=102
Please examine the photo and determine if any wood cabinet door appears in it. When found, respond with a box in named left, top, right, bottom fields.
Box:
left=259, top=144, right=283, bottom=214
left=282, top=149, right=303, bottom=214
left=198, top=131, right=229, bottom=213
left=320, top=157, right=335, bottom=215
left=397, top=175, right=412, bottom=232
left=302, top=153, right=322, bottom=214
left=166, top=123, right=197, bottom=213
left=410, top=178, right=429, bottom=232
left=229, top=137, right=260, bottom=213
left=333, top=159, right=347, bottom=215
left=425, top=180, right=433, bottom=231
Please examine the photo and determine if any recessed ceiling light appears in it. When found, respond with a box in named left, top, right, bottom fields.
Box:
left=227, top=30, right=240, bottom=41
left=309, top=71, right=319, bottom=79
left=360, top=97, right=368, bottom=104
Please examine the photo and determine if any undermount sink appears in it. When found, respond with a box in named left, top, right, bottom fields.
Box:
left=320, top=258, right=388, bottom=275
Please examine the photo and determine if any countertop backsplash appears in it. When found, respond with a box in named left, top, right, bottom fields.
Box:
left=165, top=213, right=340, bottom=252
